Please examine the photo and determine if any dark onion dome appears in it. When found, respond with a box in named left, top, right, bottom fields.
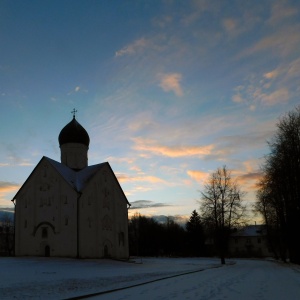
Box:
left=59, top=116, right=90, bottom=147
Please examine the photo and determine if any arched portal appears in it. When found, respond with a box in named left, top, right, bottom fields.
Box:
left=104, top=245, right=109, bottom=258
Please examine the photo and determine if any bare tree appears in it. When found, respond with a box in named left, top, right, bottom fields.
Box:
left=200, top=166, right=246, bottom=264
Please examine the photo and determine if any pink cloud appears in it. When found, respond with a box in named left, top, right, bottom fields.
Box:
left=158, top=73, right=183, bottom=97
left=132, top=137, right=214, bottom=158
left=187, top=170, right=209, bottom=183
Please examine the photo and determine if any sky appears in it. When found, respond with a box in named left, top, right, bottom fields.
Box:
left=1, top=0, right=300, bottom=223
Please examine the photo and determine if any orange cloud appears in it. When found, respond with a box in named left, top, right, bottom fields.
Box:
left=231, top=161, right=263, bottom=193
left=132, top=137, right=214, bottom=158
left=264, top=70, right=279, bottom=79
left=0, top=181, right=20, bottom=205
left=158, top=73, right=183, bottom=97
left=187, top=170, right=209, bottom=183
left=116, top=173, right=167, bottom=184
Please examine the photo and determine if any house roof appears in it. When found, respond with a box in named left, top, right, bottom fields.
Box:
left=12, top=156, right=130, bottom=205
left=231, top=225, right=266, bottom=237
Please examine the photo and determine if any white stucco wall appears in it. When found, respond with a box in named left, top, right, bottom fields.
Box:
left=15, top=159, right=129, bottom=259
left=79, top=164, right=129, bottom=259
left=60, top=143, right=88, bottom=170
left=15, top=160, right=78, bottom=257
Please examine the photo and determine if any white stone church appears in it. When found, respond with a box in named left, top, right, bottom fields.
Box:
left=12, top=113, right=130, bottom=259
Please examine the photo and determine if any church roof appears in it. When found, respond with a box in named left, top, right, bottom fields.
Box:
left=12, top=156, right=130, bottom=205
left=46, top=157, right=104, bottom=192
left=58, top=116, right=90, bottom=147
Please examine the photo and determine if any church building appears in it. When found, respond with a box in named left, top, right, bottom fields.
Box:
left=12, top=113, right=130, bottom=259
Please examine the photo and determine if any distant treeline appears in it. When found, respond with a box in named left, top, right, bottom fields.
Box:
left=128, top=211, right=206, bottom=257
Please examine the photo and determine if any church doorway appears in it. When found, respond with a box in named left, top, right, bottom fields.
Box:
left=104, top=245, right=109, bottom=258
left=45, top=245, right=50, bottom=257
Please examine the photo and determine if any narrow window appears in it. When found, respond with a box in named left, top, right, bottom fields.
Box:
left=119, top=232, right=125, bottom=246
left=42, top=227, right=48, bottom=239
left=24, top=220, right=27, bottom=228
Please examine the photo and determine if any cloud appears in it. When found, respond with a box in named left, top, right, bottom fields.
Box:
left=231, top=56, right=300, bottom=108
left=222, top=18, right=239, bottom=36
left=187, top=170, right=209, bottom=183
left=215, top=129, right=275, bottom=155
left=264, top=70, right=279, bottom=79
left=158, top=73, right=183, bottom=97
left=115, top=38, right=149, bottom=57
left=240, top=24, right=300, bottom=58
left=129, top=200, right=171, bottom=209
left=132, top=137, right=214, bottom=158
left=152, top=214, right=189, bottom=226
left=260, top=88, right=289, bottom=105
left=0, top=207, right=14, bottom=213
left=128, top=213, right=189, bottom=226
left=230, top=160, right=264, bottom=193
left=232, top=93, right=244, bottom=103
left=237, top=172, right=262, bottom=184
left=116, top=173, right=167, bottom=184
left=235, top=171, right=263, bottom=193
left=67, top=86, right=88, bottom=95
left=0, top=181, right=20, bottom=205
left=268, top=1, right=298, bottom=25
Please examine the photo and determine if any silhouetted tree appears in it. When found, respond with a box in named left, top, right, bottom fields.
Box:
left=255, top=106, right=300, bottom=264
left=254, top=177, right=287, bottom=261
left=163, top=217, right=186, bottom=256
left=129, top=214, right=164, bottom=256
left=200, top=166, right=246, bottom=264
left=128, top=214, right=187, bottom=257
left=186, top=210, right=205, bottom=256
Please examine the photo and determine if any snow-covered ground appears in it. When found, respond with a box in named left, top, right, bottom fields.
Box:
left=1, top=257, right=300, bottom=299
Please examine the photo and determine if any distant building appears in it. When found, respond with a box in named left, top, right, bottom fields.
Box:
left=12, top=114, right=130, bottom=259
left=228, top=225, right=273, bottom=258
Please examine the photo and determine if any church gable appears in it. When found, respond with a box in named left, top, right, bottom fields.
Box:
left=12, top=156, right=77, bottom=203
left=79, top=162, right=129, bottom=205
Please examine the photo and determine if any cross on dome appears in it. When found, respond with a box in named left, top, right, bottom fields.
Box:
left=71, top=108, right=77, bottom=118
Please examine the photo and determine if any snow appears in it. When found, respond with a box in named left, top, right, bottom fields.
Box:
left=1, top=257, right=300, bottom=299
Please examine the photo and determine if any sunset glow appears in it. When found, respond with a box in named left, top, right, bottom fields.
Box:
left=1, top=1, right=299, bottom=222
